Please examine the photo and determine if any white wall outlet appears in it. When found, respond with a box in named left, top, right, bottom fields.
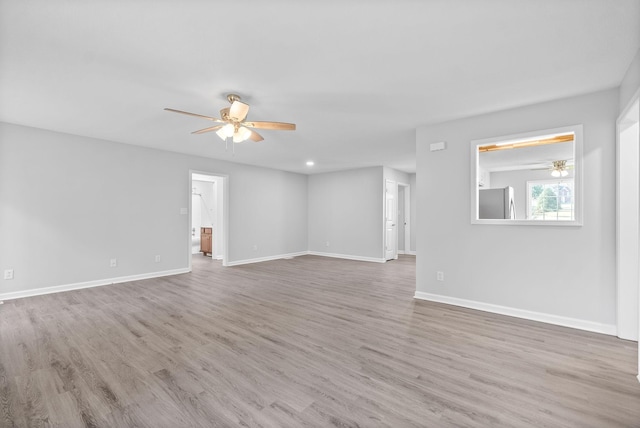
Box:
left=325, top=241, right=330, bottom=247
left=4, top=269, right=14, bottom=280
left=253, top=244, right=258, bottom=251
left=154, top=255, right=161, bottom=263
left=110, top=258, right=117, bottom=268
left=180, top=207, right=188, bottom=215
left=436, top=271, right=444, bottom=281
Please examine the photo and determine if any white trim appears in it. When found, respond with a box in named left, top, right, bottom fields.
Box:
left=308, top=251, right=386, bottom=263
left=0, top=268, right=190, bottom=302
left=229, top=251, right=388, bottom=265
left=398, top=182, right=411, bottom=256
left=413, top=291, right=616, bottom=336
left=470, top=124, right=584, bottom=226
left=620, top=87, right=640, bottom=120
left=189, top=170, right=229, bottom=269
left=226, top=251, right=309, bottom=267
left=405, top=250, right=417, bottom=256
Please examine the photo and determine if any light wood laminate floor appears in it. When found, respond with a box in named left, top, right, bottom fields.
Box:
left=1, top=255, right=639, bottom=427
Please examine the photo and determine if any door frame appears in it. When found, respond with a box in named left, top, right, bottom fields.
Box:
left=384, top=179, right=398, bottom=261
left=615, top=88, right=640, bottom=382
left=398, top=182, right=411, bottom=255
left=189, top=170, right=229, bottom=269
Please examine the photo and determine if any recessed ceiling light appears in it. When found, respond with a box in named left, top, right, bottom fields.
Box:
left=306, top=161, right=315, bottom=166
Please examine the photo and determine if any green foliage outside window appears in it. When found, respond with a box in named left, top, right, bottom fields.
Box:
left=536, top=187, right=559, bottom=213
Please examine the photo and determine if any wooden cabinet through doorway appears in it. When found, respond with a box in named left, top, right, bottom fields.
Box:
left=200, top=227, right=212, bottom=256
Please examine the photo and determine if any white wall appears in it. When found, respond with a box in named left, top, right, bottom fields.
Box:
left=490, top=168, right=575, bottom=220
left=308, top=167, right=384, bottom=261
left=192, top=179, right=216, bottom=228
left=0, top=122, right=308, bottom=298
left=620, top=48, right=640, bottom=113
left=416, top=89, right=618, bottom=333
left=383, top=167, right=410, bottom=185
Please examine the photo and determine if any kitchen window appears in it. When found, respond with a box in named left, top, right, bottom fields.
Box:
left=526, top=179, right=574, bottom=221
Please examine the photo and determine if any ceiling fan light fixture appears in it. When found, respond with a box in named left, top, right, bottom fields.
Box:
left=216, top=123, right=234, bottom=141
left=232, top=126, right=252, bottom=143
left=166, top=93, right=295, bottom=145
left=550, top=160, right=568, bottom=177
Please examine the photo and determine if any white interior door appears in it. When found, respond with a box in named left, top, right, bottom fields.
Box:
left=385, top=180, right=398, bottom=260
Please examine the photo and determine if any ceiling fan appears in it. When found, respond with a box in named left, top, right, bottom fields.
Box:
left=165, top=94, right=296, bottom=144
left=529, top=159, right=574, bottom=176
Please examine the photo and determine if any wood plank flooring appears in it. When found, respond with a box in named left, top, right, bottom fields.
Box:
left=1, top=254, right=639, bottom=427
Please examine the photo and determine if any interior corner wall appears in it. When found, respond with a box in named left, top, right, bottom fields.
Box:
left=383, top=167, right=410, bottom=185
left=619, top=48, right=640, bottom=113
left=0, top=122, right=308, bottom=297
left=308, top=167, right=384, bottom=261
left=415, top=89, right=618, bottom=330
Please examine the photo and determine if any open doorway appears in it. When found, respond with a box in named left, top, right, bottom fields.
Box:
left=385, top=180, right=398, bottom=261
left=385, top=180, right=412, bottom=261
left=190, top=171, right=228, bottom=269
left=398, top=183, right=411, bottom=255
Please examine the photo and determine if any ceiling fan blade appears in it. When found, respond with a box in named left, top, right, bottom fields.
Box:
left=244, top=121, right=296, bottom=131
left=164, top=108, right=224, bottom=122
left=229, top=100, right=250, bottom=121
left=249, top=130, right=264, bottom=142
left=191, top=125, right=224, bottom=135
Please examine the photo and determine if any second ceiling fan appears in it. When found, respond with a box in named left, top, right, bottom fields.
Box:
left=165, top=94, right=296, bottom=143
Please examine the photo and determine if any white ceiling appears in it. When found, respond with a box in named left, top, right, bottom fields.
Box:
left=0, top=1, right=638, bottom=175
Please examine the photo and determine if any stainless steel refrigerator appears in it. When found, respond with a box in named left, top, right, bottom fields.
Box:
left=479, top=186, right=516, bottom=219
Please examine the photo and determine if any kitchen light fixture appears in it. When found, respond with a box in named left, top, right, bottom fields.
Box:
left=306, top=161, right=315, bottom=166
left=551, top=160, right=569, bottom=177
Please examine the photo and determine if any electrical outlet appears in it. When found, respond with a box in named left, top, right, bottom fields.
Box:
left=155, top=255, right=161, bottom=263
left=110, top=259, right=117, bottom=268
left=253, top=244, right=258, bottom=251
left=4, top=269, right=14, bottom=280
left=436, top=271, right=444, bottom=281
left=325, top=241, right=330, bottom=247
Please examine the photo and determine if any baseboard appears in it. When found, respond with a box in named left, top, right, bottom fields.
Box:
left=226, top=251, right=309, bottom=267
left=307, top=251, right=386, bottom=263
left=398, top=250, right=416, bottom=256
left=0, top=268, right=191, bottom=302
left=413, top=291, right=617, bottom=336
